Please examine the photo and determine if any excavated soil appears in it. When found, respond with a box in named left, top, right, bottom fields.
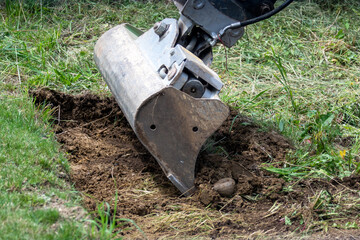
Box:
left=31, top=88, right=360, bottom=239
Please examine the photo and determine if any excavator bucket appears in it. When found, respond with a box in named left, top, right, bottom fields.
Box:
left=94, top=20, right=229, bottom=195
left=94, top=0, right=293, bottom=195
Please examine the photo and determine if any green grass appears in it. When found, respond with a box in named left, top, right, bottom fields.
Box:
left=0, top=96, right=67, bottom=190
left=0, top=92, right=93, bottom=239
left=214, top=0, right=360, bottom=179
left=1, top=0, right=360, bottom=238
left=0, top=0, right=178, bottom=93
left=87, top=192, right=146, bottom=240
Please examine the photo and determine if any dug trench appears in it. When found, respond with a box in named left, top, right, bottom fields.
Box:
left=31, top=88, right=360, bottom=239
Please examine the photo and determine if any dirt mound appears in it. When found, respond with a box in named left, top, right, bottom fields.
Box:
left=31, top=88, right=360, bottom=239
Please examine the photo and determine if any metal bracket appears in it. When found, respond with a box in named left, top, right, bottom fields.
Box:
left=176, top=0, right=245, bottom=47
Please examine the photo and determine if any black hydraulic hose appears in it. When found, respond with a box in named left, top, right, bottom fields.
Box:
left=219, top=0, right=294, bottom=37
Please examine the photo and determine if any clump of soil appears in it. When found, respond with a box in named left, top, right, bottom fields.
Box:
left=31, top=88, right=360, bottom=239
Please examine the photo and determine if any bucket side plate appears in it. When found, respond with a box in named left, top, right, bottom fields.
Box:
left=135, top=87, right=228, bottom=194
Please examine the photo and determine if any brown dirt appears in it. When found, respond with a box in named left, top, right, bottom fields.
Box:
left=31, top=88, right=360, bottom=239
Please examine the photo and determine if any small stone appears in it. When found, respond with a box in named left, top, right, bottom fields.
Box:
left=213, top=178, right=236, bottom=197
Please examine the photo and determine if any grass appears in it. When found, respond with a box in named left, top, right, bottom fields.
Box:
left=1, top=0, right=360, bottom=238
left=0, top=92, right=92, bottom=239
left=214, top=0, right=360, bottom=179
left=87, top=192, right=146, bottom=240
left=0, top=0, right=178, bottom=93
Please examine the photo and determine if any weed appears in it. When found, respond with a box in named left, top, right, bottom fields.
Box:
left=271, top=48, right=298, bottom=113
left=300, top=110, right=341, bottom=154
left=88, top=192, right=146, bottom=240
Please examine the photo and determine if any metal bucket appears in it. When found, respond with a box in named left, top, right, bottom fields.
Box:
left=94, top=20, right=229, bottom=195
